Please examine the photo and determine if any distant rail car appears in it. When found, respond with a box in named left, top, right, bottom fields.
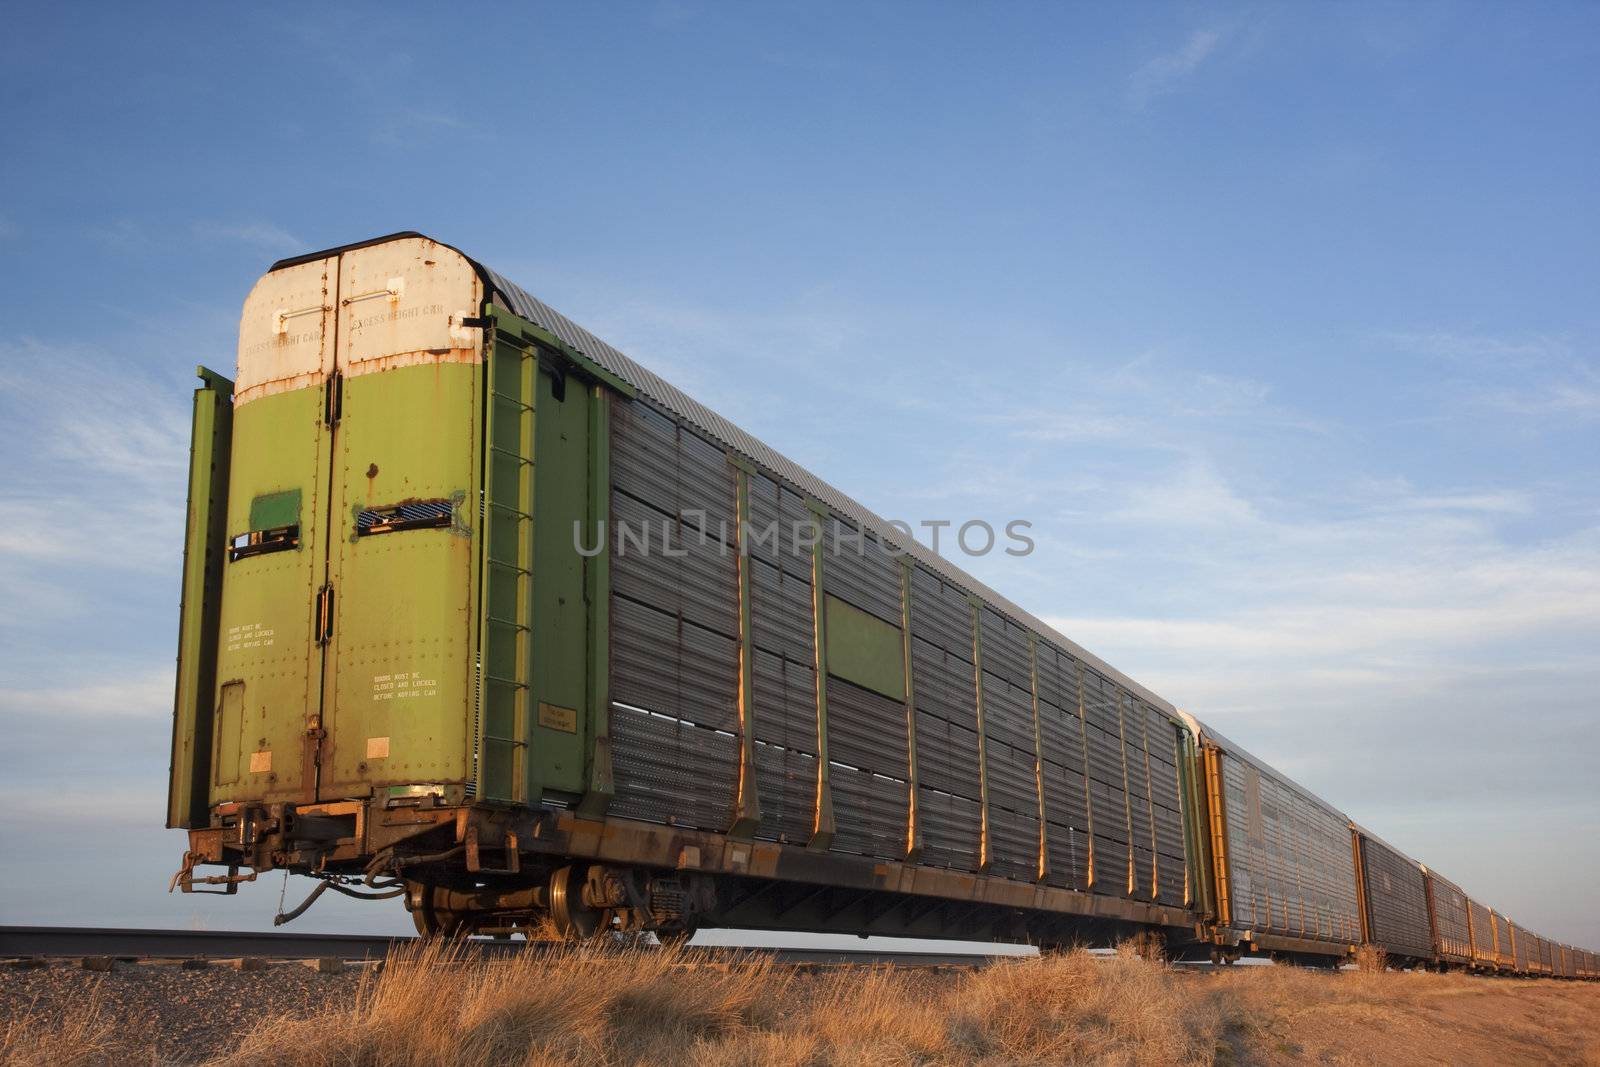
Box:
left=167, top=232, right=1595, bottom=974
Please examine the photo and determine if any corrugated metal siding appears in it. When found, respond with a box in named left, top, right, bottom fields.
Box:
left=1426, top=871, right=1473, bottom=963
left=609, top=705, right=738, bottom=831
left=751, top=649, right=816, bottom=845
left=1219, top=746, right=1360, bottom=944
left=1468, top=899, right=1498, bottom=964
left=747, top=469, right=821, bottom=845
left=1512, top=923, right=1532, bottom=970
left=1081, top=670, right=1134, bottom=896
left=825, top=519, right=901, bottom=625
left=481, top=264, right=1179, bottom=722
left=907, top=569, right=981, bottom=871
left=477, top=243, right=1208, bottom=911
left=753, top=736, right=816, bottom=845
left=1142, top=702, right=1188, bottom=907
left=608, top=396, right=742, bottom=830
left=829, top=760, right=909, bottom=859
left=980, top=653, right=1040, bottom=882
left=917, top=785, right=982, bottom=872
left=826, top=678, right=907, bottom=781
left=1357, top=832, right=1433, bottom=960
left=1037, top=644, right=1090, bottom=891
left=826, top=677, right=910, bottom=859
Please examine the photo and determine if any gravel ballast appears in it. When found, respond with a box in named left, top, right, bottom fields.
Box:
left=1, top=961, right=363, bottom=1063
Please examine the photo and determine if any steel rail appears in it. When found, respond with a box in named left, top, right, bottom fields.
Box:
left=0, top=926, right=1007, bottom=967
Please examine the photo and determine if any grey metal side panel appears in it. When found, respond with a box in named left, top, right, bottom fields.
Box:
left=610, top=595, right=739, bottom=734
left=608, top=395, right=742, bottom=831
left=753, top=737, right=815, bottom=845
left=825, top=519, right=901, bottom=624
left=484, top=265, right=1178, bottom=719
left=979, top=608, right=1032, bottom=690
left=827, top=677, right=908, bottom=780
left=750, top=558, right=814, bottom=673
left=1359, top=833, right=1433, bottom=959
left=987, top=803, right=1039, bottom=883
left=911, top=637, right=978, bottom=736
left=1080, top=669, right=1135, bottom=896
left=1468, top=898, right=1497, bottom=962
left=1142, top=702, right=1187, bottom=907
left=909, top=567, right=975, bottom=664
left=1219, top=746, right=1360, bottom=944
left=745, top=469, right=821, bottom=848
left=1038, top=646, right=1090, bottom=891
left=980, top=662, right=1039, bottom=883
left=906, top=568, right=980, bottom=871
left=916, top=785, right=982, bottom=871
left=1124, top=708, right=1155, bottom=901
left=913, top=703, right=981, bottom=800
left=611, top=491, right=738, bottom=640
left=826, top=678, right=910, bottom=860
left=608, top=704, right=738, bottom=831
left=751, top=649, right=816, bottom=845
left=829, top=761, right=909, bottom=859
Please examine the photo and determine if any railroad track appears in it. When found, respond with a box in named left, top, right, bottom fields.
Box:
left=0, top=926, right=1007, bottom=968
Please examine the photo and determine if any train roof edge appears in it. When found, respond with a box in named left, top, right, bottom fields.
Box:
left=266, top=231, right=1180, bottom=719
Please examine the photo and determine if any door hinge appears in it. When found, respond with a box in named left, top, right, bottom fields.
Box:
left=323, top=371, right=343, bottom=427
left=315, top=583, right=335, bottom=645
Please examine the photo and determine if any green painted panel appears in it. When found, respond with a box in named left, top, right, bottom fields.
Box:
left=824, top=594, right=906, bottom=702
left=528, top=361, right=590, bottom=797
left=211, top=385, right=327, bottom=804
left=168, top=368, right=232, bottom=828
left=248, top=488, right=301, bottom=531
left=577, top=385, right=614, bottom=816
left=322, top=363, right=479, bottom=794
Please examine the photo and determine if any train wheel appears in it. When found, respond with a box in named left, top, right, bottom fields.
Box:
left=408, top=884, right=467, bottom=938
left=411, top=907, right=467, bottom=938
left=549, top=865, right=603, bottom=940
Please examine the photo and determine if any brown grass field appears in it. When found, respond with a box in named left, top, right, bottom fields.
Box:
left=4, top=941, right=1598, bottom=1066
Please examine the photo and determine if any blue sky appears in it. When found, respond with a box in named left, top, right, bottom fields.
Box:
left=1, top=3, right=1596, bottom=946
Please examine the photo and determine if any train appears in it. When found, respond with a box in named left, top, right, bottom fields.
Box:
left=166, top=231, right=1595, bottom=974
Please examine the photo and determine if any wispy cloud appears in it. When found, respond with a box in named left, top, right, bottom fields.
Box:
left=0, top=340, right=189, bottom=607
left=372, top=108, right=476, bottom=147
left=1374, top=329, right=1572, bottom=368
left=1477, top=375, right=1600, bottom=418
left=0, top=670, right=172, bottom=721
left=1129, top=29, right=1223, bottom=109
left=192, top=220, right=303, bottom=252
left=1396, top=491, right=1531, bottom=514
left=1375, top=329, right=1598, bottom=420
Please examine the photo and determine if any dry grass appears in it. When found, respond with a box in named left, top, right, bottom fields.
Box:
left=200, top=940, right=1222, bottom=1067
left=7, top=942, right=1600, bottom=1066
left=0, top=989, right=145, bottom=1067
left=1353, top=943, right=1389, bottom=973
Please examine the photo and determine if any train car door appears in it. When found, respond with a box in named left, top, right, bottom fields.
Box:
left=211, top=255, right=339, bottom=805
left=314, top=238, right=485, bottom=801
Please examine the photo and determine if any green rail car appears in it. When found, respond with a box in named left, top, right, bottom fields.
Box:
left=167, top=233, right=1596, bottom=970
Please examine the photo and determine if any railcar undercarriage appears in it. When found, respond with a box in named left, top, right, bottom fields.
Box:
left=173, top=796, right=1208, bottom=950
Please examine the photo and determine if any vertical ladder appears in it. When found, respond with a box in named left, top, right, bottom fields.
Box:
left=478, top=336, right=536, bottom=803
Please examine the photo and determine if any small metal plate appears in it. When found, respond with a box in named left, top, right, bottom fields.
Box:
left=538, top=702, right=578, bottom=734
